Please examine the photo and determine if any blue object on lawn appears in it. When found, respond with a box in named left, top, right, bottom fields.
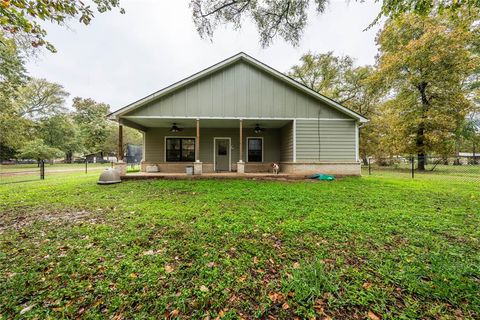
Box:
left=307, top=173, right=335, bottom=181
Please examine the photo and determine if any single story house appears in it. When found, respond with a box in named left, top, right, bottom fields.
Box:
left=109, top=52, right=368, bottom=175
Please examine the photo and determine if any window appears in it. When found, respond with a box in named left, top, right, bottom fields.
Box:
left=217, top=141, right=227, bottom=155
left=247, top=138, right=263, bottom=162
left=166, top=138, right=195, bottom=162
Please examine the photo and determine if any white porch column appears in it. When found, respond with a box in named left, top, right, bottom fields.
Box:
left=194, top=118, right=202, bottom=174
left=195, top=118, right=200, bottom=162
left=237, top=119, right=245, bottom=173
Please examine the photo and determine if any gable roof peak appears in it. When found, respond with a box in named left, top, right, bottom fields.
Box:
left=109, top=52, right=368, bottom=123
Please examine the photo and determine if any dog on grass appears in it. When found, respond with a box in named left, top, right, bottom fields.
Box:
left=272, top=162, right=280, bottom=174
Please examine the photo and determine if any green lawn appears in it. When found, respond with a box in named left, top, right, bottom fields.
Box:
left=0, top=172, right=479, bottom=319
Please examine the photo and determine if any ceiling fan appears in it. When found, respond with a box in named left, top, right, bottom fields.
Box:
left=254, top=124, right=265, bottom=133
left=169, top=123, right=183, bottom=133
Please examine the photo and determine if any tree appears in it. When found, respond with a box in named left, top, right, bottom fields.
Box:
left=0, top=0, right=124, bottom=52
left=373, top=12, right=478, bottom=170
left=38, top=114, right=83, bottom=162
left=16, top=78, right=69, bottom=119
left=289, top=52, right=383, bottom=162
left=72, top=97, right=111, bottom=157
left=0, top=33, right=30, bottom=152
left=289, top=52, right=355, bottom=102
left=17, top=139, right=64, bottom=162
left=190, top=0, right=480, bottom=47
left=101, top=124, right=143, bottom=159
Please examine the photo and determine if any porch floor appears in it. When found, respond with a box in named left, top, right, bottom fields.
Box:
left=122, top=172, right=308, bottom=181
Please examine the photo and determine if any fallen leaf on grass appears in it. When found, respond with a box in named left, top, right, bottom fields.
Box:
left=268, top=292, right=284, bottom=303
left=129, top=272, right=138, bottom=278
left=362, top=282, right=372, bottom=289
left=292, top=262, right=300, bottom=269
left=171, top=309, right=180, bottom=317
left=165, top=265, right=174, bottom=273
left=112, top=313, right=124, bottom=320
left=282, top=302, right=289, bottom=310
left=253, top=256, right=259, bottom=264
left=368, top=311, right=381, bottom=320
left=215, top=309, right=225, bottom=319
left=143, top=249, right=160, bottom=256
left=207, top=261, right=216, bottom=268
left=200, top=285, right=209, bottom=292
left=20, top=304, right=34, bottom=315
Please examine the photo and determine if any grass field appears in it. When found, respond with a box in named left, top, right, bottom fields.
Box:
left=0, top=172, right=479, bottom=319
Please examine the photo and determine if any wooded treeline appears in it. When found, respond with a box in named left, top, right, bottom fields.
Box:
left=0, top=36, right=141, bottom=162
left=288, top=10, right=480, bottom=168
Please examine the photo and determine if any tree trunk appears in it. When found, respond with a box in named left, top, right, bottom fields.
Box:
left=66, top=151, right=73, bottom=163
left=362, top=156, right=369, bottom=166
left=416, top=127, right=426, bottom=171
left=416, top=82, right=429, bottom=171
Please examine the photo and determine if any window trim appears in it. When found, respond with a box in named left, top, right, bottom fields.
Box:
left=246, top=137, right=264, bottom=163
left=164, top=136, right=196, bottom=162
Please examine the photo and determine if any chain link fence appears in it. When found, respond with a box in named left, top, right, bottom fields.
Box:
left=362, top=155, right=480, bottom=180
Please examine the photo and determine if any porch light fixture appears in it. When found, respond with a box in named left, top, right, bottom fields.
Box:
left=254, top=124, right=265, bottom=133
left=169, top=123, right=183, bottom=133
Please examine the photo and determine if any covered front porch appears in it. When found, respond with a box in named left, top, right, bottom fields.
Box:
left=118, top=118, right=295, bottom=175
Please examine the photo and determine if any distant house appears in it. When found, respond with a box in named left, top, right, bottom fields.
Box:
left=109, top=53, right=367, bottom=175
left=83, top=152, right=116, bottom=163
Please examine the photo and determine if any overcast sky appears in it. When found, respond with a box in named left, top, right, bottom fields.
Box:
left=25, top=0, right=383, bottom=112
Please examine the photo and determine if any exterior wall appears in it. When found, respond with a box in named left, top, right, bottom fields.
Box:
left=124, top=61, right=350, bottom=120
left=281, top=162, right=361, bottom=176
left=295, top=119, right=357, bottom=162
left=143, top=127, right=281, bottom=172
left=280, top=122, right=293, bottom=162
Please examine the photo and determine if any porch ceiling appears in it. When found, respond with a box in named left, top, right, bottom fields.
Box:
left=120, top=117, right=291, bottom=129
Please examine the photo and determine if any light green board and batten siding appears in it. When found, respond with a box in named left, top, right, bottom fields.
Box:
left=123, top=61, right=350, bottom=120
left=122, top=58, right=359, bottom=164
left=295, top=120, right=356, bottom=161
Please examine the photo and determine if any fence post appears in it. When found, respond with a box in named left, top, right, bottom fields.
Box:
left=368, top=157, right=371, bottom=175
left=85, top=158, right=88, bottom=174
left=40, top=160, right=45, bottom=180
left=111, top=161, right=114, bottom=168
left=411, top=156, right=414, bottom=179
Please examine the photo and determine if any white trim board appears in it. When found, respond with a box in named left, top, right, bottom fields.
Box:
left=246, top=137, right=264, bottom=163
left=109, top=52, right=368, bottom=123
left=355, top=122, right=359, bottom=162
left=213, top=137, right=232, bottom=172
left=123, top=116, right=355, bottom=121
left=293, top=119, right=297, bottom=162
